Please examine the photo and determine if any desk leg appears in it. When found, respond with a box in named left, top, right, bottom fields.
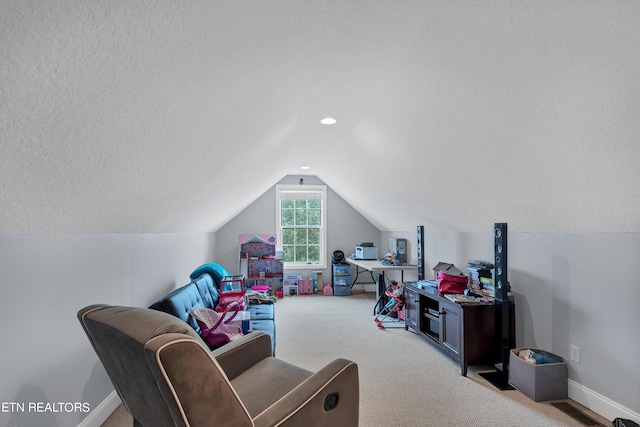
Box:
left=374, top=272, right=386, bottom=315
left=373, top=292, right=385, bottom=315
left=351, top=266, right=377, bottom=287
left=350, top=267, right=360, bottom=287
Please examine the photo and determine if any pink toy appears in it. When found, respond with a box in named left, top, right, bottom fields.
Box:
left=217, top=275, right=246, bottom=312
left=299, top=278, right=313, bottom=295
left=323, top=283, right=333, bottom=296
left=191, top=303, right=244, bottom=348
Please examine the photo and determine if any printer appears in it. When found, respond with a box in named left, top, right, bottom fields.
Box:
left=353, top=243, right=377, bottom=260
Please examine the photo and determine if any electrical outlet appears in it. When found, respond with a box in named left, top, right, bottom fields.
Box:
left=570, top=344, right=580, bottom=363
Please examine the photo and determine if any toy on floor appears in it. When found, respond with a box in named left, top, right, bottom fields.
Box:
left=323, top=283, right=333, bottom=295
left=374, top=280, right=404, bottom=329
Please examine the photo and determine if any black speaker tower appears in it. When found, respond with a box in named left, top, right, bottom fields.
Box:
left=494, top=222, right=508, bottom=302
left=417, top=225, right=425, bottom=280
left=479, top=223, right=514, bottom=391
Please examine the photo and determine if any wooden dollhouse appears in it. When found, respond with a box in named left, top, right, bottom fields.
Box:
left=238, top=234, right=283, bottom=295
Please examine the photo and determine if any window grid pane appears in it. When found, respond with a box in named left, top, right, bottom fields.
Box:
left=280, top=197, right=322, bottom=264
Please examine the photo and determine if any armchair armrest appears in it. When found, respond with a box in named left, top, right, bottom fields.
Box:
left=212, top=331, right=272, bottom=380
left=253, top=358, right=359, bottom=427
left=144, top=333, right=253, bottom=427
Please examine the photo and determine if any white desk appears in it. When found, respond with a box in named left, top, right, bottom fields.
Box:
left=345, top=258, right=418, bottom=313
left=346, top=258, right=417, bottom=284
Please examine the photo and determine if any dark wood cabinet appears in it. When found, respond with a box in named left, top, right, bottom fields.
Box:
left=403, top=281, right=514, bottom=376
left=440, top=302, right=461, bottom=357
left=403, top=285, right=419, bottom=331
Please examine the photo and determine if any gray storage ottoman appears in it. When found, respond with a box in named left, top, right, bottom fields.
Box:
left=508, top=347, right=568, bottom=402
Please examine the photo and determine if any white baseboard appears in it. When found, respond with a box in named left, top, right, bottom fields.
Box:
left=569, top=379, right=640, bottom=424
left=77, top=390, right=121, bottom=427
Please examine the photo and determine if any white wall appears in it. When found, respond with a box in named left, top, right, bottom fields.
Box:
left=0, top=232, right=214, bottom=427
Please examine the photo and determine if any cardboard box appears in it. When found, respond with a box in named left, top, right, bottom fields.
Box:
left=508, top=348, right=568, bottom=402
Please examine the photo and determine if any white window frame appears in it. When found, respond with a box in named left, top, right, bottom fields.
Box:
left=276, top=184, right=327, bottom=269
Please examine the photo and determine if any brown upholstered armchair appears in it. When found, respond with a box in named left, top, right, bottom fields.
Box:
left=78, top=304, right=359, bottom=427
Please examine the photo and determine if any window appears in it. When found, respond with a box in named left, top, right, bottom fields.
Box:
left=276, top=184, right=327, bottom=269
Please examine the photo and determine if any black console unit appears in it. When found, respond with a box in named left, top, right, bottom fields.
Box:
left=404, top=281, right=515, bottom=376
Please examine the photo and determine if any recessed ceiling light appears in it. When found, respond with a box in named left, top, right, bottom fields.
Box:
left=320, top=117, right=337, bottom=125
left=300, top=166, right=310, bottom=170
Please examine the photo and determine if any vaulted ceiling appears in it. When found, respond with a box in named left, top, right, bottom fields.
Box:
left=2, top=1, right=639, bottom=234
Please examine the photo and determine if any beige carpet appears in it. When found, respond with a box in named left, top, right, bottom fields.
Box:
left=102, top=293, right=609, bottom=426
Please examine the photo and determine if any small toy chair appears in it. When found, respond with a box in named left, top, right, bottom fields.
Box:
left=374, top=290, right=404, bottom=329
left=191, top=303, right=243, bottom=348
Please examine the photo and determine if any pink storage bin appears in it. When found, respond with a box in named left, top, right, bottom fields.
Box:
left=299, top=278, right=313, bottom=295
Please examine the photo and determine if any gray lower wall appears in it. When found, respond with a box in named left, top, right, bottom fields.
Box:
left=1, top=202, right=638, bottom=426
left=0, top=232, right=214, bottom=427
left=382, top=229, right=640, bottom=415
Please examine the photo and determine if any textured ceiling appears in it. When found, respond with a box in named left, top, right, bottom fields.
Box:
left=2, top=1, right=640, bottom=233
